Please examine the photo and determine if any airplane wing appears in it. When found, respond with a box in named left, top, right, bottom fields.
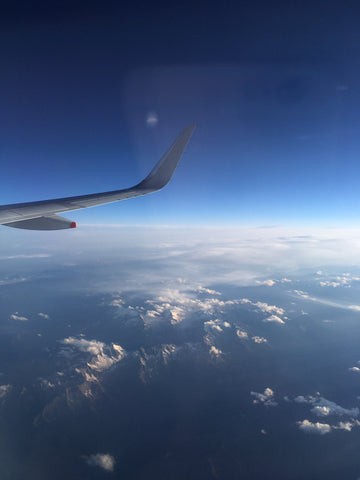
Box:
left=0, top=124, right=196, bottom=230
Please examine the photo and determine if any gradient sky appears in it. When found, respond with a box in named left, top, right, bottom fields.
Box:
left=2, top=1, right=360, bottom=226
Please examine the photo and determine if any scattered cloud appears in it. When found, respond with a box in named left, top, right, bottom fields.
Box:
left=0, top=384, right=11, bottom=398
left=209, top=346, right=223, bottom=359
left=196, top=286, right=221, bottom=295
left=349, top=366, right=360, bottom=372
left=204, top=319, right=231, bottom=333
left=293, top=394, right=359, bottom=418
left=85, top=453, right=115, bottom=472
left=146, top=111, right=158, bottom=127
left=251, top=388, right=277, bottom=406
left=256, top=279, right=276, bottom=286
left=10, top=312, right=28, bottom=321
left=349, top=305, right=360, bottom=312
left=0, top=254, right=51, bottom=260
left=252, top=336, right=268, bottom=344
left=61, top=337, right=126, bottom=372
left=38, top=313, right=50, bottom=319
left=264, top=315, right=285, bottom=325
left=241, top=299, right=285, bottom=316
left=297, top=419, right=331, bottom=435
left=236, top=329, right=248, bottom=339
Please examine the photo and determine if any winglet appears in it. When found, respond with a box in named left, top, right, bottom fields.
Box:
left=136, top=124, right=196, bottom=191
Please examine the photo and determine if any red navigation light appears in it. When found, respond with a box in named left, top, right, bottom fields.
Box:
left=70, top=222, right=77, bottom=229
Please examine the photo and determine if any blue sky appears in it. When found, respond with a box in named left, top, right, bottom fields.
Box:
left=2, top=1, right=360, bottom=226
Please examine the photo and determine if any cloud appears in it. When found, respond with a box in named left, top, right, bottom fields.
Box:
left=209, top=346, right=223, bottom=358
left=0, top=254, right=51, bottom=260
left=62, top=337, right=105, bottom=356
left=85, top=453, right=115, bottom=472
left=146, top=111, right=158, bottom=127
left=241, top=299, right=285, bottom=316
left=251, top=388, right=277, bottom=406
left=297, top=419, right=332, bottom=435
left=204, top=319, right=231, bottom=333
left=236, top=329, right=248, bottom=339
left=61, top=337, right=126, bottom=372
left=293, top=394, right=359, bottom=417
left=252, top=336, right=268, bottom=344
left=0, top=384, right=11, bottom=398
left=10, top=312, right=28, bottom=321
left=297, top=418, right=360, bottom=435
left=349, top=366, right=360, bottom=372
left=264, top=315, right=285, bottom=325
left=255, top=279, right=276, bottom=286
left=349, top=305, right=360, bottom=312
left=196, top=286, right=221, bottom=295
left=38, top=313, right=50, bottom=319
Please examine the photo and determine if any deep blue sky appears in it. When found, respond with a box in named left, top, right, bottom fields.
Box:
left=2, top=0, right=360, bottom=226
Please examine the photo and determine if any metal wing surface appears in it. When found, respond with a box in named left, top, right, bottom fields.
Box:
left=0, top=125, right=195, bottom=230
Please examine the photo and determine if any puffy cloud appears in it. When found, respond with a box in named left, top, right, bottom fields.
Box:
left=9, top=312, right=28, bottom=321
left=209, top=346, right=223, bottom=358
left=85, top=453, right=115, bottom=472
left=293, top=290, right=316, bottom=300
left=297, top=419, right=332, bottom=435
left=252, top=336, right=268, bottom=344
left=204, top=319, right=231, bottom=333
left=319, top=274, right=360, bottom=288
left=62, top=337, right=105, bottom=356
left=335, top=420, right=360, bottom=431
left=0, top=384, right=11, bottom=398
left=196, top=286, right=221, bottom=295
left=236, top=329, right=248, bottom=339
left=251, top=388, right=277, bottom=406
left=38, top=313, right=50, bottom=319
left=349, top=366, right=360, bottom=372
left=293, top=394, right=359, bottom=418
left=144, top=288, right=239, bottom=326
left=311, top=399, right=359, bottom=418
left=264, top=315, right=285, bottom=325
left=255, top=279, right=276, bottom=286
left=241, top=299, right=285, bottom=316
left=61, top=338, right=126, bottom=373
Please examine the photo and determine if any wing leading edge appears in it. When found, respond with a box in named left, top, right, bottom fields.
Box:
left=1, top=124, right=196, bottom=230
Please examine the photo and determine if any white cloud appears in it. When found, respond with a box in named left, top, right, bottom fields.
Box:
left=61, top=338, right=126, bottom=373
left=209, top=346, right=223, bottom=358
left=62, top=337, right=105, bottom=356
left=196, top=286, right=221, bottom=295
left=146, top=111, right=159, bottom=127
left=236, top=329, right=248, bottom=339
left=204, top=319, right=231, bottom=333
left=297, top=419, right=332, bottom=435
left=334, top=420, right=360, bottom=431
left=0, top=384, right=11, bottom=398
left=10, top=312, right=28, bottom=321
left=256, top=279, right=276, bottom=286
left=349, top=366, right=360, bottom=372
left=241, top=299, right=285, bottom=316
left=264, top=315, right=285, bottom=325
left=252, top=336, right=268, bottom=344
left=293, top=394, right=359, bottom=417
left=349, top=305, right=360, bottom=312
left=251, top=388, right=277, bottom=406
left=0, top=254, right=51, bottom=260
left=86, top=453, right=115, bottom=472
left=38, top=313, right=50, bottom=319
